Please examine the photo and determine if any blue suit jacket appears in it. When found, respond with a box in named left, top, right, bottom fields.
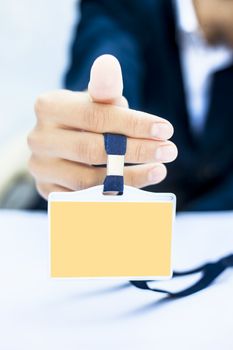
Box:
left=63, top=0, right=233, bottom=211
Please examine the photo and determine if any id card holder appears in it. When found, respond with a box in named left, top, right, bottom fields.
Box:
left=49, top=133, right=176, bottom=280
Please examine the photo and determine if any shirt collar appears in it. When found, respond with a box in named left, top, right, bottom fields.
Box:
left=174, top=0, right=199, bottom=35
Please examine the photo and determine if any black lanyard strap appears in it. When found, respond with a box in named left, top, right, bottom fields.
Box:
left=130, top=253, right=233, bottom=298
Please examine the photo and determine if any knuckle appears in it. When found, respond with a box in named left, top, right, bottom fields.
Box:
left=88, top=144, right=100, bottom=164
left=27, top=128, right=45, bottom=152
left=86, top=104, right=108, bottom=131
left=134, top=142, right=146, bottom=162
left=72, top=139, right=87, bottom=162
left=92, top=107, right=105, bottom=131
left=34, top=93, right=52, bottom=118
left=73, top=168, right=99, bottom=190
left=126, top=170, right=138, bottom=187
left=74, top=139, right=100, bottom=165
left=71, top=174, right=89, bottom=191
left=77, top=177, right=89, bottom=190
left=27, top=130, right=36, bottom=150
left=128, top=113, right=141, bottom=135
left=34, top=94, right=49, bottom=117
left=65, top=168, right=82, bottom=190
left=87, top=169, right=101, bottom=187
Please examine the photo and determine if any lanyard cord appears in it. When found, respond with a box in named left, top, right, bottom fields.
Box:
left=103, top=133, right=127, bottom=195
left=130, top=254, right=233, bottom=298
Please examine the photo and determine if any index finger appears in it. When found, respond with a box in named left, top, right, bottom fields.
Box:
left=35, top=90, right=174, bottom=140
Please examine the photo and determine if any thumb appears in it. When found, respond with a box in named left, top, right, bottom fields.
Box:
left=88, top=54, right=128, bottom=107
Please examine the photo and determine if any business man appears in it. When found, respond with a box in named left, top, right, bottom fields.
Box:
left=28, top=0, right=233, bottom=211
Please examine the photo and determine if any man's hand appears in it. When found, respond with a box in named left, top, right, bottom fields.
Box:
left=28, top=55, right=177, bottom=199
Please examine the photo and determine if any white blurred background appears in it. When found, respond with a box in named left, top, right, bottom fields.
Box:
left=0, top=0, right=79, bottom=208
left=0, top=0, right=79, bottom=148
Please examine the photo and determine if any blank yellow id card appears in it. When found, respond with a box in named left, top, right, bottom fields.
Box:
left=49, top=185, right=176, bottom=279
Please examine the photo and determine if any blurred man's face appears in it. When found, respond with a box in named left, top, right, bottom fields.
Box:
left=194, top=0, right=233, bottom=47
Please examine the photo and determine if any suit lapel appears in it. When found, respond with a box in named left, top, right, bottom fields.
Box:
left=158, top=0, right=198, bottom=150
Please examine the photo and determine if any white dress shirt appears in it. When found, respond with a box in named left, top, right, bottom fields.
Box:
left=174, top=0, right=233, bottom=134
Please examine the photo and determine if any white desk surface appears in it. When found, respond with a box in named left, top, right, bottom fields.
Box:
left=0, top=210, right=232, bottom=350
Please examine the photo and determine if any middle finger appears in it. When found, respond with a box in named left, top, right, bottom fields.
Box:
left=30, top=128, right=178, bottom=164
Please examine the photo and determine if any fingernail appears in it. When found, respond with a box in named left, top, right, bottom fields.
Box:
left=148, top=166, right=166, bottom=183
left=156, top=145, right=177, bottom=162
left=151, top=123, right=173, bottom=139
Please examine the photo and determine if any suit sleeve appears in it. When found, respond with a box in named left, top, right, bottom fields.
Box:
left=184, top=174, right=233, bottom=211
left=64, top=0, right=145, bottom=109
